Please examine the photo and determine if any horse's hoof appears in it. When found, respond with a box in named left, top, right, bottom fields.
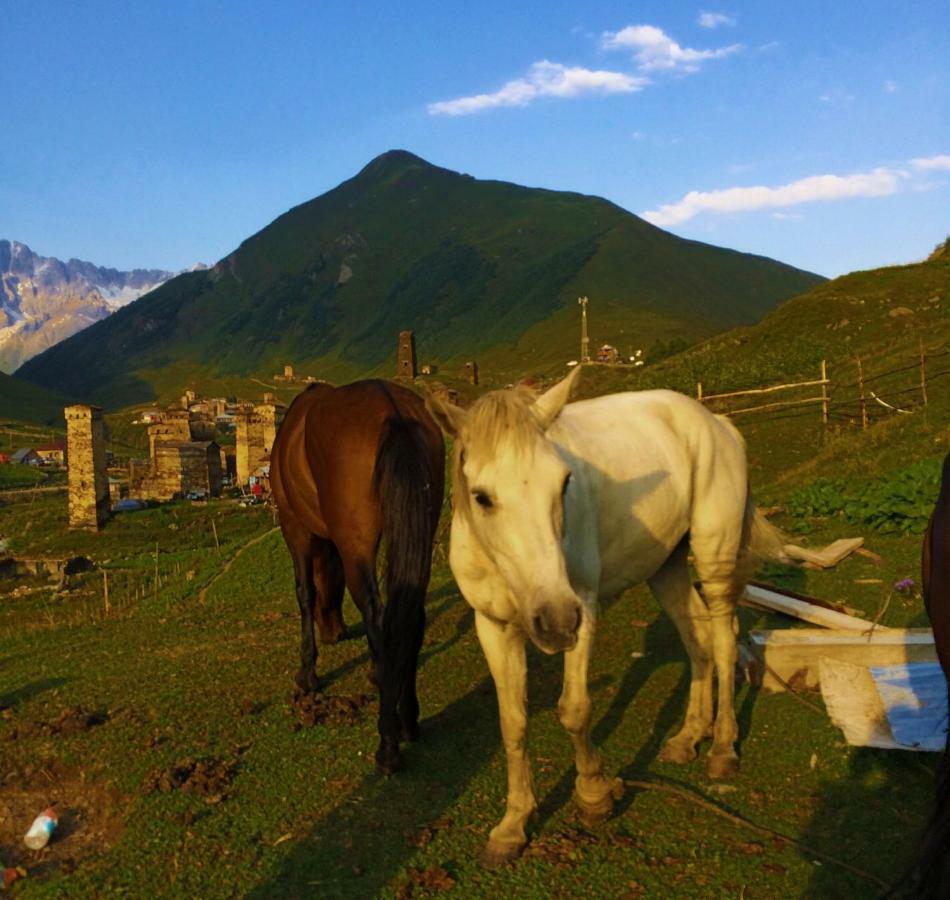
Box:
left=575, top=778, right=624, bottom=826
left=479, top=840, right=524, bottom=868
left=706, top=752, right=740, bottom=780
left=375, top=742, right=404, bottom=776
left=294, top=671, right=319, bottom=695
left=318, top=625, right=346, bottom=645
left=399, top=721, right=420, bottom=743
left=657, top=738, right=697, bottom=765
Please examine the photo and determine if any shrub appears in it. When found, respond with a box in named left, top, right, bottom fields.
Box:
left=784, top=457, right=942, bottom=534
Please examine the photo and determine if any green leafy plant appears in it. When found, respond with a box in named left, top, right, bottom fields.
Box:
left=784, top=457, right=942, bottom=534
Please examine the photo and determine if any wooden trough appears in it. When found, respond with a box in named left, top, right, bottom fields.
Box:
left=748, top=627, right=937, bottom=693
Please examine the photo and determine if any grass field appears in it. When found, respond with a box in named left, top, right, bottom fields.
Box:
left=0, top=419, right=942, bottom=898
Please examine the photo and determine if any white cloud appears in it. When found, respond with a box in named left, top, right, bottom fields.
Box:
left=819, top=88, right=855, bottom=103
left=911, top=154, right=950, bottom=171
left=772, top=212, right=804, bottom=220
left=698, top=11, right=736, bottom=29
left=884, top=79, right=898, bottom=94
left=428, top=61, right=647, bottom=116
left=642, top=167, right=905, bottom=226
left=603, top=24, right=741, bottom=72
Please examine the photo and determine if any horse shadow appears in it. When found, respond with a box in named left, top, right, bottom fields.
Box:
left=0, top=677, right=69, bottom=711
left=248, top=670, right=497, bottom=897
left=798, top=746, right=936, bottom=897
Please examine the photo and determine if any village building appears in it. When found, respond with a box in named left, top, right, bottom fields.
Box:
left=597, top=343, right=620, bottom=364
left=235, top=397, right=284, bottom=485
left=34, top=441, right=68, bottom=466
left=11, top=448, right=41, bottom=466
left=133, top=399, right=225, bottom=502
left=397, top=330, right=417, bottom=379
left=65, top=405, right=109, bottom=531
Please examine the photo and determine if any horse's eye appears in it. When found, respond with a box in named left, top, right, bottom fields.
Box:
left=474, top=492, right=493, bottom=509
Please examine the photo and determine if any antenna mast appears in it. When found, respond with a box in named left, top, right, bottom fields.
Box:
left=578, top=296, right=590, bottom=364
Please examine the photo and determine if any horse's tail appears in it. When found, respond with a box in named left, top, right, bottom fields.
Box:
left=373, top=416, right=435, bottom=685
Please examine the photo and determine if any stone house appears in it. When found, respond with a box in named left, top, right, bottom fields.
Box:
left=34, top=441, right=68, bottom=466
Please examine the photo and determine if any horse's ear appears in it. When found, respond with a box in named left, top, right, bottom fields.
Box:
left=426, top=394, right=468, bottom=437
left=533, top=365, right=582, bottom=428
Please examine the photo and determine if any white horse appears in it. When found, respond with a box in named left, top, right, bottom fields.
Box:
left=427, top=366, right=783, bottom=866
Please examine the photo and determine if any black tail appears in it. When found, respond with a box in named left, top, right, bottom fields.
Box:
left=372, top=416, right=435, bottom=695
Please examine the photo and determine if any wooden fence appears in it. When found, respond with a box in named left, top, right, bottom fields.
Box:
left=698, top=341, right=949, bottom=429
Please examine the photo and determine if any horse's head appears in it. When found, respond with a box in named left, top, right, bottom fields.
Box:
left=427, top=367, right=584, bottom=654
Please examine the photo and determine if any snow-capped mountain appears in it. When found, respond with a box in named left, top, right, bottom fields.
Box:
left=0, top=240, right=181, bottom=373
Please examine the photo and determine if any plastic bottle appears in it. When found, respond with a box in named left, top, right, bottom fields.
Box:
left=23, top=807, right=58, bottom=850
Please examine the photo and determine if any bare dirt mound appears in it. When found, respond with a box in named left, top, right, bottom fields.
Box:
left=0, top=761, right=127, bottom=880
left=290, top=691, right=375, bottom=729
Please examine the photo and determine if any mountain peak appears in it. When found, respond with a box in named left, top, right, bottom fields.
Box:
left=356, top=149, right=440, bottom=180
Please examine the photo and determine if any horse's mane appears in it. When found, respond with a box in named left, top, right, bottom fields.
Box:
left=451, top=386, right=543, bottom=513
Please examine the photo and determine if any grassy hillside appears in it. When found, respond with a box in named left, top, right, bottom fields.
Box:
left=573, top=254, right=950, bottom=492
left=0, top=370, right=73, bottom=427
left=15, top=150, right=822, bottom=407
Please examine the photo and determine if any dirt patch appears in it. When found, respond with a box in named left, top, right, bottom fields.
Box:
left=3, top=705, right=108, bottom=741
left=523, top=826, right=640, bottom=867
left=143, top=755, right=240, bottom=804
left=0, top=761, right=127, bottom=880
left=404, top=816, right=454, bottom=849
left=290, top=692, right=374, bottom=729
left=394, top=863, right=455, bottom=897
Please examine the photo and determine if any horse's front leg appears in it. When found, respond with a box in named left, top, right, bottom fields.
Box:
left=474, top=610, right=536, bottom=867
left=558, top=618, right=623, bottom=825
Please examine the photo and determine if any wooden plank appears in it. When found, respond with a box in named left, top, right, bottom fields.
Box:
left=749, top=627, right=936, bottom=693
left=783, top=537, right=864, bottom=568
left=745, top=581, right=861, bottom=618
left=703, top=378, right=829, bottom=402
left=818, top=658, right=898, bottom=749
left=743, top=583, right=879, bottom=631
left=854, top=547, right=884, bottom=566
left=728, top=395, right=825, bottom=417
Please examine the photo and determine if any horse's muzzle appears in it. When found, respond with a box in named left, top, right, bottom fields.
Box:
left=528, top=600, right=582, bottom=654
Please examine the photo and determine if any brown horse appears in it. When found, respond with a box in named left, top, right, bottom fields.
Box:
left=917, top=451, right=950, bottom=896
left=269, top=379, right=445, bottom=773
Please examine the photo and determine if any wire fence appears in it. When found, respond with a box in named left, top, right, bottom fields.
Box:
left=698, top=341, right=946, bottom=429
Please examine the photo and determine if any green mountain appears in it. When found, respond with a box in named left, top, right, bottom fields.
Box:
left=15, top=150, right=823, bottom=407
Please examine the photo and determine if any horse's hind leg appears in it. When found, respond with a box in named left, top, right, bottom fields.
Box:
left=691, top=529, right=744, bottom=779
left=280, top=516, right=320, bottom=694
left=339, top=550, right=403, bottom=773
left=648, top=540, right=714, bottom=765
left=313, top=540, right=346, bottom=645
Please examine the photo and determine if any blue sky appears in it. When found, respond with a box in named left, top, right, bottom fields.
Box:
left=2, top=0, right=947, bottom=277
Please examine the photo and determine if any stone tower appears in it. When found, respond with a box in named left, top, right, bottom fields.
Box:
left=65, top=404, right=109, bottom=531
left=254, top=398, right=284, bottom=456
left=464, top=360, right=479, bottom=386
left=397, top=330, right=417, bottom=379
left=235, top=410, right=265, bottom=486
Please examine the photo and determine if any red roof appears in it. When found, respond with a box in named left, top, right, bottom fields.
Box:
left=35, top=442, right=67, bottom=452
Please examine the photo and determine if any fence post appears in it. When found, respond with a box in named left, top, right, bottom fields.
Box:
left=856, top=355, right=868, bottom=431
left=820, top=359, right=829, bottom=425
left=919, top=338, right=928, bottom=408
left=696, top=382, right=703, bottom=402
